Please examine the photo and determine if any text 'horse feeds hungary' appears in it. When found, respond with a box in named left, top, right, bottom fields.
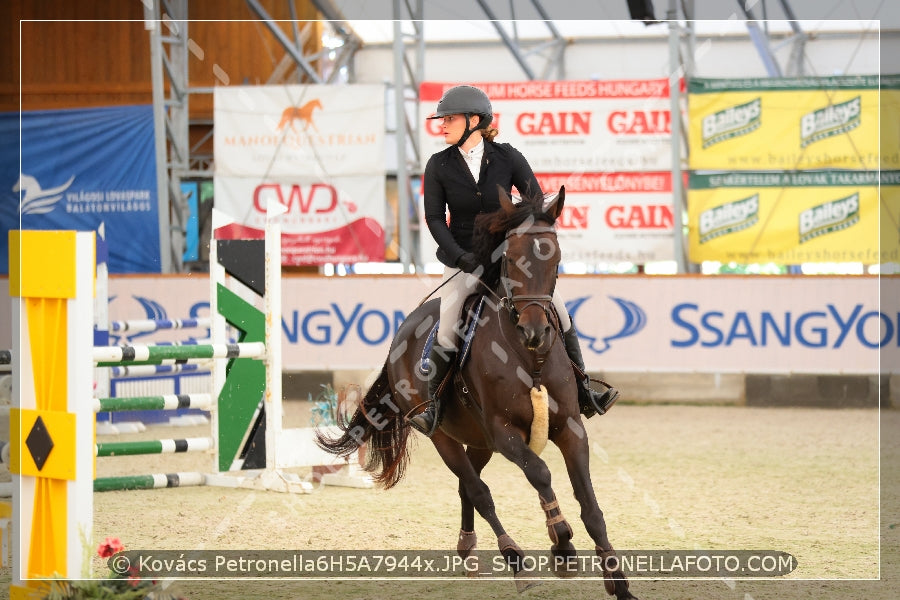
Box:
left=316, top=187, right=636, bottom=597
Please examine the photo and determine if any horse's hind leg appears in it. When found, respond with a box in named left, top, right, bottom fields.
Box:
left=458, top=446, right=492, bottom=559
left=431, top=434, right=527, bottom=575
left=555, top=426, right=637, bottom=600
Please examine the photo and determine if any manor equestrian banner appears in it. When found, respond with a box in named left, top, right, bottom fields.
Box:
left=687, top=171, right=895, bottom=265
left=687, top=75, right=894, bottom=171
left=214, top=85, right=385, bottom=177
left=214, top=85, right=386, bottom=264
left=420, top=80, right=674, bottom=173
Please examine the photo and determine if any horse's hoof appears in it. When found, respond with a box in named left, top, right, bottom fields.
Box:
left=550, top=541, right=576, bottom=559
left=550, top=553, right=579, bottom=579
left=513, top=570, right=543, bottom=593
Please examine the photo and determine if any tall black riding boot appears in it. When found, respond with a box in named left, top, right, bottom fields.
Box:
left=562, top=326, right=619, bottom=418
left=409, top=345, right=456, bottom=436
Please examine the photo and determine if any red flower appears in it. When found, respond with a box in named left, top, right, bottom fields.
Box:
left=97, top=536, right=124, bottom=558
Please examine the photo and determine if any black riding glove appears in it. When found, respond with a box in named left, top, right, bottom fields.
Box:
left=456, top=252, right=479, bottom=273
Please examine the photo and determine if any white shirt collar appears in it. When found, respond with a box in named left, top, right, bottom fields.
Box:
left=459, top=140, right=484, bottom=181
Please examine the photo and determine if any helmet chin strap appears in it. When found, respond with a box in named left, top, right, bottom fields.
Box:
left=455, top=114, right=476, bottom=148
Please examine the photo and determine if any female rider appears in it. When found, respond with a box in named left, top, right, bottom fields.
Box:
left=409, top=85, right=618, bottom=436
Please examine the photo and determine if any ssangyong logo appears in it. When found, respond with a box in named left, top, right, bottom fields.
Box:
left=566, top=295, right=646, bottom=354
left=701, top=97, right=761, bottom=148
left=698, top=194, right=759, bottom=244
left=800, top=96, right=861, bottom=148
left=15, top=174, right=75, bottom=215
left=798, top=192, right=859, bottom=244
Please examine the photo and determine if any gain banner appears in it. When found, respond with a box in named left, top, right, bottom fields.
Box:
left=688, top=170, right=895, bottom=265
left=687, top=75, right=895, bottom=171
left=536, top=172, right=674, bottom=263
left=420, top=80, right=674, bottom=173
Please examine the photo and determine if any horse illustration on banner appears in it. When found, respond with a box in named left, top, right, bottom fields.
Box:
left=277, top=99, right=323, bottom=133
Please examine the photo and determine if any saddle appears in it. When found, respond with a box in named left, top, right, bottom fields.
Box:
left=419, top=293, right=486, bottom=379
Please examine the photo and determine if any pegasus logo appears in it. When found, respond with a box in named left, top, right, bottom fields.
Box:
left=15, top=174, right=75, bottom=215
left=566, top=295, right=646, bottom=354
left=277, top=98, right=323, bottom=132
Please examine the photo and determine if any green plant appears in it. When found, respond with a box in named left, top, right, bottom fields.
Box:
left=309, top=383, right=338, bottom=427
left=42, top=537, right=185, bottom=600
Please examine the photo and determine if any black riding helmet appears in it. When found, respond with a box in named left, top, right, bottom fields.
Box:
left=427, top=85, right=493, bottom=147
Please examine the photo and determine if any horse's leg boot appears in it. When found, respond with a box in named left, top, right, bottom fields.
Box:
left=562, top=325, right=619, bottom=418
left=409, top=345, right=455, bottom=436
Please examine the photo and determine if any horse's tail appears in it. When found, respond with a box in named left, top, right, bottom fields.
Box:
left=314, top=363, right=410, bottom=489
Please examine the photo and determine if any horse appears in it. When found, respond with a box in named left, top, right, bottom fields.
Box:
left=316, top=186, right=636, bottom=598
left=277, top=98, right=322, bottom=132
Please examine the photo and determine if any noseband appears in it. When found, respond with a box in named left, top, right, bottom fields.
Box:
left=499, top=225, right=558, bottom=325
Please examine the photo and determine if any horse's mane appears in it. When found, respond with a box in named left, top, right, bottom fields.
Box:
left=471, top=191, right=557, bottom=290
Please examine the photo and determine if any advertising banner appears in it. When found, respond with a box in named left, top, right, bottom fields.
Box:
left=214, top=85, right=386, bottom=264
left=214, top=175, right=385, bottom=265
left=882, top=173, right=900, bottom=261
left=536, top=172, right=674, bottom=263
left=214, top=85, right=386, bottom=177
left=687, top=75, right=891, bottom=171
left=0, top=105, right=160, bottom=274
left=687, top=170, right=892, bottom=265
left=74, top=274, right=892, bottom=375
left=419, top=80, right=674, bottom=173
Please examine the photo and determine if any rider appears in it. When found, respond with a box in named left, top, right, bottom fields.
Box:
left=409, top=84, right=618, bottom=437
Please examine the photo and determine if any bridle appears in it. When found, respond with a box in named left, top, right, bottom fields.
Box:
left=499, top=224, right=559, bottom=326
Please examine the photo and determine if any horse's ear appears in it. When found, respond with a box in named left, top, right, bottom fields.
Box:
left=498, top=185, right=515, bottom=214
left=544, top=185, right=565, bottom=220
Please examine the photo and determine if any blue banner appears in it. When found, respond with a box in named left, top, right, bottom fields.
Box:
left=1, top=104, right=161, bottom=273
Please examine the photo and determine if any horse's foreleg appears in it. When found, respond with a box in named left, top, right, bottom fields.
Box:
left=493, top=430, right=576, bottom=559
left=555, top=426, right=638, bottom=600
left=458, top=446, right=492, bottom=559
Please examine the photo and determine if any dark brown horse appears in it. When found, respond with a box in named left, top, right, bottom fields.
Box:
left=316, top=187, right=636, bottom=597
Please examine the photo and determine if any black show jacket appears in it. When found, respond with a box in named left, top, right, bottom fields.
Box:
left=423, top=141, right=541, bottom=268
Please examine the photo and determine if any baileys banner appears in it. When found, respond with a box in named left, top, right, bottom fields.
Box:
left=687, top=170, right=897, bottom=264
left=687, top=75, right=896, bottom=171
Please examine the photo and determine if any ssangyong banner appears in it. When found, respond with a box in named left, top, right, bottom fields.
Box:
left=85, top=275, right=894, bottom=375
left=419, top=80, right=674, bottom=173
left=536, top=172, right=674, bottom=263
left=214, top=175, right=385, bottom=265
left=214, top=84, right=386, bottom=177
left=687, top=170, right=892, bottom=265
